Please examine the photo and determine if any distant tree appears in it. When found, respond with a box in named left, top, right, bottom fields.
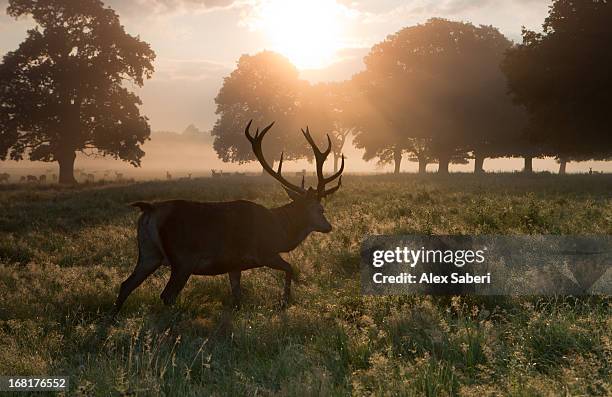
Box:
left=183, top=124, right=201, bottom=136
left=355, top=19, right=523, bottom=174
left=182, top=124, right=213, bottom=143
left=502, top=0, right=612, bottom=174
left=0, top=0, right=155, bottom=184
left=212, top=51, right=310, bottom=167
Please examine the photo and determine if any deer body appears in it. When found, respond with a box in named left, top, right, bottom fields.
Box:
left=135, top=199, right=323, bottom=273
left=115, top=197, right=327, bottom=311
left=113, top=121, right=343, bottom=314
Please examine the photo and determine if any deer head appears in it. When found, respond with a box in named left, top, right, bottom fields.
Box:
left=245, top=120, right=344, bottom=233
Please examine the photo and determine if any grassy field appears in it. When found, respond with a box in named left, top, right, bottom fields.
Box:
left=0, top=174, right=610, bottom=396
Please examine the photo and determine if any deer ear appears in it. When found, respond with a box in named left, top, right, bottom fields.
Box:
left=283, top=186, right=303, bottom=201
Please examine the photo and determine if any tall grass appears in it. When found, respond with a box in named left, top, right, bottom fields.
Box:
left=0, top=174, right=610, bottom=395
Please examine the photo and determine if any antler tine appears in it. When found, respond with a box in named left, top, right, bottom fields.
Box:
left=260, top=121, right=275, bottom=137
left=307, top=126, right=332, bottom=156
left=245, top=120, right=275, bottom=142
left=323, top=154, right=344, bottom=184
left=321, top=175, right=342, bottom=198
left=300, top=126, right=345, bottom=198
left=302, top=127, right=329, bottom=189
left=245, top=121, right=304, bottom=194
left=323, top=133, right=332, bottom=157
left=245, top=119, right=254, bottom=141
left=278, top=152, right=284, bottom=173
left=301, top=127, right=331, bottom=159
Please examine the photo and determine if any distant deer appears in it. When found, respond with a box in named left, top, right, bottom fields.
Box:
left=166, top=171, right=172, bottom=180
left=211, top=169, right=222, bottom=178
left=0, top=173, right=9, bottom=183
left=113, top=121, right=344, bottom=314
left=115, top=172, right=124, bottom=181
left=26, top=175, right=37, bottom=182
left=39, top=174, right=47, bottom=183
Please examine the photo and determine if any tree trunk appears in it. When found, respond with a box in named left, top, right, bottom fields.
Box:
left=57, top=151, right=77, bottom=185
left=523, top=156, right=533, bottom=174
left=474, top=155, right=485, bottom=174
left=333, top=153, right=339, bottom=173
left=393, top=147, right=402, bottom=174
left=418, top=157, right=427, bottom=175
left=558, top=158, right=567, bottom=175
left=438, top=154, right=450, bottom=174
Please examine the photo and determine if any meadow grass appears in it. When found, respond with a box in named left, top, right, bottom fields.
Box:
left=0, top=174, right=610, bottom=396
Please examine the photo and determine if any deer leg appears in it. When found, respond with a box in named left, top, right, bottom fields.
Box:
left=160, top=268, right=191, bottom=306
left=229, top=271, right=242, bottom=309
left=114, top=251, right=161, bottom=314
left=267, top=256, right=294, bottom=307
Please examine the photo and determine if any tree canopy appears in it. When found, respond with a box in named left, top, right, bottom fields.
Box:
left=212, top=51, right=312, bottom=165
left=0, top=0, right=155, bottom=183
left=354, top=18, right=525, bottom=173
left=502, top=0, right=612, bottom=172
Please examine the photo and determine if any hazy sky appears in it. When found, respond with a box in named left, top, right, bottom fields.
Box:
left=0, top=0, right=551, bottom=132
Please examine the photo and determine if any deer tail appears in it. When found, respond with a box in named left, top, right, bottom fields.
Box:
left=130, top=202, right=155, bottom=212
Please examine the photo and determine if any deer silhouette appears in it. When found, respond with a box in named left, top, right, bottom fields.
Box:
left=113, top=121, right=344, bottom=314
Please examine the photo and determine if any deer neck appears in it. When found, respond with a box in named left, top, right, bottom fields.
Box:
left=272, top=202, right=313, bottom=252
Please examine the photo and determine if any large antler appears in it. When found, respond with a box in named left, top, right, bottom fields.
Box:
left=245, top=120, right=306, bottom=194
left=301, top=127, right=344, bottom=198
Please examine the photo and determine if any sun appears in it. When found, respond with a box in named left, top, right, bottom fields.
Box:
left=251, top=0, right=348, bottom=70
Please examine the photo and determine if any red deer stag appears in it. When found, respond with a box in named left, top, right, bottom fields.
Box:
left=113, top=121, right=344, bottom=314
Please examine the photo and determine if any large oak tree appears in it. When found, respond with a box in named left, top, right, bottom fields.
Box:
left=502, top=0, right=612, bottom=174
left=212, top=51, right=311, bottom=168
left=0, top=0, right=155, bottom=184
left=354, top=19, right=524, bottom=174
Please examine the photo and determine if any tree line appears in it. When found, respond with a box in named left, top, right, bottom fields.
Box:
left=1, top=0, right=611, bottom=183
left=213, top=1, right=612, bottom=175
